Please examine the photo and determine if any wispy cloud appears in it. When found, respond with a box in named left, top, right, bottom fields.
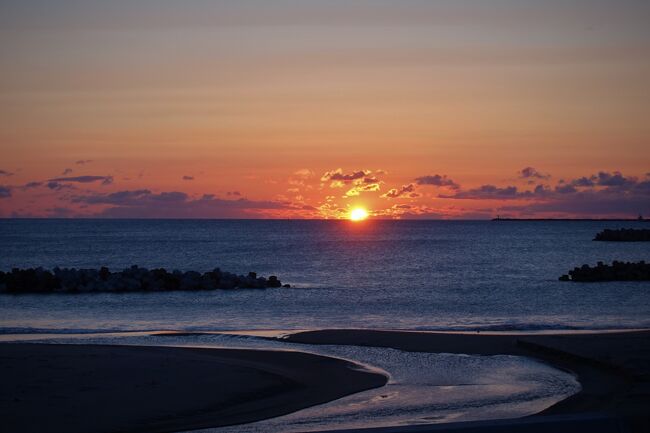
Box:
left=48, top=175, right=113, bottom=185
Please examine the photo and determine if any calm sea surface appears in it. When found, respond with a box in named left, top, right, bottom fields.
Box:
left=1, top=219, right=649, bottom=333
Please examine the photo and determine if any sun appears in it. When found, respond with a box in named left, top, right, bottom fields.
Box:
left=349, top=207, right=369, bottom=221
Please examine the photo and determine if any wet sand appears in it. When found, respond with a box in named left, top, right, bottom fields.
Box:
left=284, top=329, right=650, bottom=432
left=0, top=343, right=387, bottom=433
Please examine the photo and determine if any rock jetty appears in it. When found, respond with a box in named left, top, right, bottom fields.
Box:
left=559, top=261, right=650, bottom=282
left=594, top=229, right=650, bottom=242
left=0, top=266, right=290, bottom=293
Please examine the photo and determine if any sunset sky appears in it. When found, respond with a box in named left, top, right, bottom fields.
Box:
left=1, top=0, right=649, bottom=219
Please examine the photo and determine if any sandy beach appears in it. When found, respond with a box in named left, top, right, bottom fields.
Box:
left=1, top=330, right=648, bottom=433
left=0, top=343, right=387, bottom=433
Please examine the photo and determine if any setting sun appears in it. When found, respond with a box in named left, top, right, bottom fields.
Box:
left=350, top=208, right=369, bottom=221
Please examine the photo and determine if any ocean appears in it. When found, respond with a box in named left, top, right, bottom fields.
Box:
left=1, top=219, right=649, bottom=334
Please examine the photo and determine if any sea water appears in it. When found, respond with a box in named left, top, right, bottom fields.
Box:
left=1, top=219, right=648, bottom=333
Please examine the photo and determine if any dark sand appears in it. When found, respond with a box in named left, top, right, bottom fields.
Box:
left=0, top=343, right=387, bottom=433
left=284, top=329, right=650, bottom=432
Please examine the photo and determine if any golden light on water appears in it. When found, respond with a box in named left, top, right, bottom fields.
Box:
left=350, top=208, right=369, bottom=221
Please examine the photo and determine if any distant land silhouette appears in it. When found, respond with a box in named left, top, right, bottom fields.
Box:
left=492, top=217, right=646, bottom=222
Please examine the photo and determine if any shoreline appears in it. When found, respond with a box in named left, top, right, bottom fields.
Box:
left=283, top=329, right=650, bottom=432
left=3, top=325, right=648, bottom=342
left=0, top=343, right=388, bottom=433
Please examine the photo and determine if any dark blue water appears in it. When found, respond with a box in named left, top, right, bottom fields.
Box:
left=1, top=219, right=649, bottom=333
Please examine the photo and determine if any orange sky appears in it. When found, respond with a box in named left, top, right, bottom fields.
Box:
left=1, top=1, right=649, bottom=218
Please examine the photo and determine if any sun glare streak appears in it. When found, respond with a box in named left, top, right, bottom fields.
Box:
left=350, top=208, right=369, bottom=221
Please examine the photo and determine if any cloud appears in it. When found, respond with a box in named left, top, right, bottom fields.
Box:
left=321, top=168, right=369, bottom=183
left=289, top=168, right=315, bottom=186
left=445, top=170, right=648, bottom=203
left=442, top=170, right=649, bottom=217
left=9, top=166, right=648, bottom=219
left=75, top=159, right=93, bottom=165
left=634, top=180, right=650, bottom=194
left=441, top=184, right=539, bottom=200
left=566, top=171, right=636, bottom=189
left=47, top=181, right=74, bottom=191
left=70, top=189, right=291, bottom=218
left=519, top=167, right=550, bottom=180
left=392, top=206, right=448, bottom=220
left=73, top=189, right=173, bottom=205
left=294, top=168, right=314, bottom=178
left=0, top=170, right=13, bottom=177
left=182, top=175, right=194, bottom=180
left=569, top=176, right=595, bottom=187
left=415, top=174, right=459, bottom=189
left=321, top=168, right=384, bottom=192
left=381, top=183, right=420, bottom=199
left=19, top=175, right=113, bottom=192
left=554, top=184, right=577, bottom=194
left=382, top=203, right=493, bottom=220
left=0, top=185, right=11, bottom=198
left=594, top=171, right=636, bottom=187
left=48, top=175, right=113, bottom=185
left=345, top=183, right=380, bottom=197
left=62, top=168, right=73, bottom=175
left=499, top=189, right=650, bottom=217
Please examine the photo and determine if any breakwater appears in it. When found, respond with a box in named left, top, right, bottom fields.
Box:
left=594, top=229, right=650, bottom=242
left=0, top=266, right=289, bottom=293
left=559, top=261, right=650, bottom=282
